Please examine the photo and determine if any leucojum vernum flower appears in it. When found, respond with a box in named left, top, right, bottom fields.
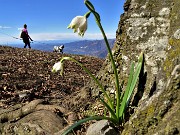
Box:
left=52, top=0, right=144, bottom=134
left=52, top=61, right=62, bottom=73
left=67, top=14, right=89, bottom=36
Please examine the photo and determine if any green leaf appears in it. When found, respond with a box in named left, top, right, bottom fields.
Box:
left=127, top=52, right=143, bottom=102
left=119, top=62, right=135, bottom=118
left=84, top=0, right=95, bottom=11
left=119, top=52, right=143, bottom=118
left=127, top=63, right=142, bottom=102
left=99, top=97, right=117, bottom=121
left=84, top=0, right=101, bottom=22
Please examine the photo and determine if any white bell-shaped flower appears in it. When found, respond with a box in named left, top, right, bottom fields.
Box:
left=67, top=16, right=87, bottom=37
left=52, top=61, right=63, bottom=75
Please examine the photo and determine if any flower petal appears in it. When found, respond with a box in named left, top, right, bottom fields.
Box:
left=52, top=61, right=62, bottom=73
left=67, top=16, right=87, bottom=36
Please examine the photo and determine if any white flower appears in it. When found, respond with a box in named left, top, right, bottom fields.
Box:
left=52, top=61, right=63, bottom=75
left=67, top=16, right=87, bottom=37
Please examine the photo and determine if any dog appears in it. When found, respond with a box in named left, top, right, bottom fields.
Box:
left=53, top=45, right=64, bottom=54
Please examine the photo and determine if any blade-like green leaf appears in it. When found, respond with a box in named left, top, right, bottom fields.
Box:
left=119, top=53, right=143, bottom=118
left=127, top=53, right=143, bottom=102
left=85, top=0, right=101, bottom=22
left=118, top=62, right=135, bottom=117
left=84, top=0, right=95, bottom=11
left=99, top=97, right=117, bottom=121
left=127, top=63, right=142, bottom=102
left=119, top=81, right=124, bottom=103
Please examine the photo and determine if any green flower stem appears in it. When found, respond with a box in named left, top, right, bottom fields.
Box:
left=97, top=20, right=121, bottom=120
left=84, top=11, right=91, bottom=18
left=61, top=57, right=114, bottom=111
left=85, top=1, right=121, bottom=119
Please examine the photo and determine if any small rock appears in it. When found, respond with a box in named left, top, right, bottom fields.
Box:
left=86, top=120, right=118, bottom=135
left=2, top=73, right=8, bottom=79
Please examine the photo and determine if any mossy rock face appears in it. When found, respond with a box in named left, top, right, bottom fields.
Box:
left=89, top=0, right=180, bottom=134
left=121, top=65, right=180, bottom=134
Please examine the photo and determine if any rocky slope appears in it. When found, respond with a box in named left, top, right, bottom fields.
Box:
left=0, top=45, right=103, bottom=134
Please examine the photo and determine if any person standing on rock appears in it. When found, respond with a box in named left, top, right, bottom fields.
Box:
left=20, top=24, right=33, bottom=48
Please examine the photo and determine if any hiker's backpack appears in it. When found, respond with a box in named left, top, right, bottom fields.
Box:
left=20, top=31, right=26, bottom=38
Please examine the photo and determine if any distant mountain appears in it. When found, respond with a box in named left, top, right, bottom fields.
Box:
left=63, top=39, right=115, bottom=58
left=32, top=39, right=115, bottom=58
left=3, top=39, right=115, bottom=58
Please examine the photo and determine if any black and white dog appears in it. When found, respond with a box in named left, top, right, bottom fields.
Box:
left=53, top=45, right=64, bottom=54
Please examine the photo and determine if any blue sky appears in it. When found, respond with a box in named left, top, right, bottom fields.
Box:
left=0, top=0, right=125, bottom=44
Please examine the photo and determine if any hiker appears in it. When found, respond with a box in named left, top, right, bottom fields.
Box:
left=20, top=24, right=33, bottom=48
